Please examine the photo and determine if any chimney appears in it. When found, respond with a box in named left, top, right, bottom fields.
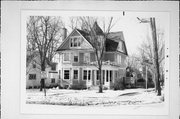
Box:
left=61, top=28, right=67, bottom=41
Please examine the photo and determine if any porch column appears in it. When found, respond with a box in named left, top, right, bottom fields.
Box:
left=108, top=70, right=110, bottom=82
left=112, top=70, right=114, bottom=84
left=104, top=70, right=106, bottom=84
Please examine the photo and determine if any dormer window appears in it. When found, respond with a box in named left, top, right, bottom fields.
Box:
left=70, top=37, right=82, bottom=47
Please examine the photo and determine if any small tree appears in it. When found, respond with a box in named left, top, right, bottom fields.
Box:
left=27, top=16, right=63, bottom=93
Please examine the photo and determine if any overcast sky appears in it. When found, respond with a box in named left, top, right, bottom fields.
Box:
left=61, top=12, right=168, bottom=56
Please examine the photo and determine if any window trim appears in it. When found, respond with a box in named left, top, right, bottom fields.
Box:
left=83, top=69, right=91, bottom=81
left=70, top=36, right=82, bottom=48
left=73, top=52, right=79, bottom=63
left=84, top=52, right=90, bottom=63
left=63, top=69, right=70, bottom=80
left=29, top=74, right=36, bottom=80
left=73, top=69, right=79, bottom=80
left=117, top=54, right=121, bottom=64
left=51, top=78, right=55, bottom=83
left=63, top=52, right=71, bottom=63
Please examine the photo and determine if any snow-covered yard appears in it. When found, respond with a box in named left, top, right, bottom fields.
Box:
left=26, top=88, right=164, bottom=106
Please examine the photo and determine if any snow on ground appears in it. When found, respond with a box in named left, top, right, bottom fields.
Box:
left=26, top=88, right=164, bottom=106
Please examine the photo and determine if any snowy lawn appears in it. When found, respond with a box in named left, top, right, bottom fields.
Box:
left=26, top=88, right=164, bottom=106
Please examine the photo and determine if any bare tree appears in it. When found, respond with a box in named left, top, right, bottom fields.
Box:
left=77, top=17, right=114, bottom=93
left=27, top=16, right=63, bottom=92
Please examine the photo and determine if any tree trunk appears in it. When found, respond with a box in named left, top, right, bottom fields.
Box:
left=40, top=61, right=46, bottom=95
left=150, top=18, right=161, bottom=96
left=98, top=67, right=103, bottom=93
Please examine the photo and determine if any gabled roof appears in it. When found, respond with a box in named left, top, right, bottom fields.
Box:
left=107, top=31, right=124, bottom=42
left=91, top=21, right=104, bottom=35
left=106, top=32, right=128, bottom=55
left=56, top=23, right=128, bottom=55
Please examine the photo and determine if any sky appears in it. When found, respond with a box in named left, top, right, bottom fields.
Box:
left=60, top=11, right=168, bottom=56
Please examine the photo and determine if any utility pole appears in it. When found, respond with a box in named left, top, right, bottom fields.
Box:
left=137, top=17, right=161, bottom=96
left=146, top=65, right=148, bottom=90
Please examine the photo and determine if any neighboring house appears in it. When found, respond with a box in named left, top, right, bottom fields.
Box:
left=26, top=53, right=59, bottom=89
left=56, top=23, right=128, bottom=89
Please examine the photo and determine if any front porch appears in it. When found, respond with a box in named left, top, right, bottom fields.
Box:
left=60, top=65, right=125, bottom=89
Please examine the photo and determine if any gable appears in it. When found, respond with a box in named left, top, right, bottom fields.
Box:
left=117, top=41, right=128, bottom=55
left=57, top=29, right=93, bottom=51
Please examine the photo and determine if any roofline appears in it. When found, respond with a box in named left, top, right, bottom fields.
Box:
left=56, top=29, right=77, bottom=51
left=76, top=29, right=94, bottom=48
left=57, top=29, right=94, bottom=51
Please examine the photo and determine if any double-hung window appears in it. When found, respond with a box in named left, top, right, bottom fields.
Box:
left=84, top=53, right=90, bottom=63
left=83, top=70, right=91, bottom=80
left=73, top=52, right=79, bottom=62
left=29, top=74, right=36, bottom=80
left=117, top=54, right=121, bottom=64
left=63, top=53, right=70, bottom=62
left=70, top=37, right=82, bottom=47
left=64, top=70, right=70, bottom=80
left=73, top=70, right=78, bottom=80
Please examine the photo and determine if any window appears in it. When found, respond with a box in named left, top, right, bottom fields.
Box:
left=110, top=70, right=112, bottom=82
left=117, top=54, right=121, bottom=64
left=106, top=70, right=109, bottom=82
left=88, top=70, right=91, bottom=81
left=33, top=64, right=36, bottom=68
left=59, top=70, right=61, bottom=79
left=84, top=53, right=90, bottom=63
left=83, top=70, right=91, bottom=80
left=51, top=78, right=55, bottom=83
left=83, top=70, right=87, bottom=80
left=96, top=70, right=100, bottom=80
left=29, top=74, right=36, bottom=80
left=51, top=63, right=56, bottom=71
left=70, top=37, right=82, bottom=47
left=73, top=70, right=78, bottom=79
left=73, top=53, right=79, bottom=62
left=64, top=70, right=70, bottom=79
left=64, top=53, right=70, bottom=62
left=32, top=61, right=36, bottom=68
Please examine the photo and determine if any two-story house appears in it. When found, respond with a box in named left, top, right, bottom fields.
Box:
left=56, top=23, right=128, bottom=89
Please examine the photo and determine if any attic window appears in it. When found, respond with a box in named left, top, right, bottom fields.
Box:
left=70, top=37, right=81, bottom=47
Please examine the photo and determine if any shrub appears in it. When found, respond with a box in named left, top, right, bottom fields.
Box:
left=33, top=86, right=37, bottom=89
left=103, top=86, right=108, bottom=90
left=147, top=81, right=155, bottom=88
left=137, top=78, right=145, bottom=82
left=113, top=78, right=125, bottom=90
left=28, top=86, right=32, bottom=89
left=69, top=82, right=87, bottom=90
